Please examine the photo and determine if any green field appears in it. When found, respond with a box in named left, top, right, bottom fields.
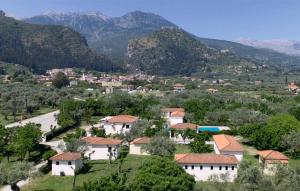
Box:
left=175, top=144, right=192, bottom=154
left=23, top=155, right=150, bottom=191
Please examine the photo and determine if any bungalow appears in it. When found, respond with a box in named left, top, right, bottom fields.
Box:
left=101, top=115, right=139, bottom=135
left=211, top=134, right=244, bottom=161
left=82, top=137, right=122, bottom=160
left=288, top=82, right=299, bottom=94
left=173, top=83, right=185, bottom=92
left=258, top=150, right=289, bottom=175
left=169, top=123, right=197, bottom=144
left=161, top=108, right=185, bottom=125
left=129, top=137, right=151, bottom=155
left=175, top=153, right=239, bottom=182
left=50, top=152, right=82, bottom=176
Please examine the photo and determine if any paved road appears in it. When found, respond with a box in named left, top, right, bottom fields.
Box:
left=5, top=110, right=60, bottom=133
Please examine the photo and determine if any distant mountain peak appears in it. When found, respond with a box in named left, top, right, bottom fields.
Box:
left=237, top=38, right=300, bottom=56
left=41, top=11, right=111, bottom=21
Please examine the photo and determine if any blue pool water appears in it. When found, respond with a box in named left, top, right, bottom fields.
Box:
left=198, top=126, right=221, bottom=132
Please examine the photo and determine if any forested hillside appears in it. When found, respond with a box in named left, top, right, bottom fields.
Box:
left=0, top=11, right=118, bottom=73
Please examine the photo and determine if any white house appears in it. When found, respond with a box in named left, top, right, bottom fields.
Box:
left=82, top=137, right=122, bottom=160
left=175, top=153, right=239, bottom=182
left=258, top=150, right=289, bottom=175
left=161, top=108, right=185, bottom=125
left=173, top=83, right=185, bottom=92
left=101, top=115, right=139, bottom=135
left=169, top=123, right=197, bottom=144
left=129, top=137, right=151, bottom=155
left=210, top=134, right=244, bottom=161
left=50, top=152, right=82, bottom=176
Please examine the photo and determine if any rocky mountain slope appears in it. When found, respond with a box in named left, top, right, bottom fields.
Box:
left=125, top=28, right=259, bottom=75
left=24, top=11, right=176, bottom=63
left=0, top=11, right=117, bottom=73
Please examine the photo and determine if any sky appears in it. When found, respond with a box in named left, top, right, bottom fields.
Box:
left=0, top=0, right=299, bottom=41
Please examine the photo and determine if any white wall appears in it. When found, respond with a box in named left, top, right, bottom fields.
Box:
left=129, top=144, right=149, bottom=155
left=179, top=163, right=238, bottom=182
left=52, top=160, right=82, bottom=176
left=170, top=132, right=193, bottom=144
left=85, top=145, right=120, bottom=160
left=104, top=123, right=134, bottom=135
left=170, top=117, right=183, bottom=125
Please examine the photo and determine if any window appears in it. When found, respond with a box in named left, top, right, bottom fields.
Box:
left=200, top=166, right=203, bottom=170
left=68, top=161, right=72, bottom=165
left=125, top=124, right=130, bottom=129
left=232, top=166, right=235, bottom=170
left=108, top=147, right=112, bottom=152
left=219, top=166, right=222, bottom=170
left=185, top=165, right=188, bottom=169
left=56, top=161, right=59, bottom=165
left=211, top=166, right=213, bottom=170
left=225, top=166, right=228, bottom=170
left=191, top=165, right=194, bottom=170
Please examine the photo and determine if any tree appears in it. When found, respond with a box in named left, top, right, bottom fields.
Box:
left=130, top=156, right=195, bottom=191
left=74, top=174, right=128, bottom=191
left=52, top=72, right=69, bottom=89
left=281, top=131, right=300, bottom=158
left=11, top=123, right=42, bottom=160
left=289, top=106, right=300, bottom=121
left=190, top=133, right=213, bottom=153
left=0, top=162, right=33, bottom=191
left=144, top=136, right=176, bottom=158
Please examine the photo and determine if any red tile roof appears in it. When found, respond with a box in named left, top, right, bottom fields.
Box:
left=174, top=83, right=185, bottom=87
left=175, top=153, right=239, bottom=164
left=171, top=123, right=197, bottom=130
left=161, top=108, right=185, bottom=112
left=258, top=150, right=288, bottom=163
left=107, top=115, right=138, bottom=123
left=170, top=111, right=185, bottom=117
left=130, top=137, right=151, bottom=144
left=50, top=152, right=81, bottom=161
left=213, top=134, right=243, bottom=152
left=82, top=137, right=122, bottom=145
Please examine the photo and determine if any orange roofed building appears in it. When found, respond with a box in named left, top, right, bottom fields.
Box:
left=170, top=123, right=198, bottom=144
left=100, top=115, right=139, bottom=135
left=82, top=137, right=122, bottom=160
left=211, top=134, right=244, bottom=161
left=161, top=108, right=185, bottom=125
left=175, top=153, right=239, bottom=182
left=129, top=137, right=151, bottom=155
left=258, top=150, right=289, bottom=175
left=50, top=152, right=82, bottom=176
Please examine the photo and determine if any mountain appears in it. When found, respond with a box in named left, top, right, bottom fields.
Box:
left=236, top=39, right=300, bottom=56
left=197, top=38, right=300, bottom=70
left=0, top=11, right=117, bottom=73
left=24, top=11, right=176, bottom=63
left=125, top=28, right=259, bottom=76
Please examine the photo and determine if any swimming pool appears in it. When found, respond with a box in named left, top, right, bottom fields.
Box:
left=198, top=126, right=221, bottom=132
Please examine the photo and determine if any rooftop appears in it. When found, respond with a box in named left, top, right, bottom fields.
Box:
left=161, top=108, right=185, bottom=113
left=171, top=123, right=197, bottom=130
left=175, top=153, right=239, bottom=164
left=130, top=137, right=151, bottom=144
left=107, top=115, right=138, bottom=123
left=258, top=150, right=288, bottom=163
left=170, top=111, right=185, bottom=117
left=50, top=152, right=81, bottom=161
left=82, top=137, right=122, bottom=145
left=213, top=134, right=243, bottom=152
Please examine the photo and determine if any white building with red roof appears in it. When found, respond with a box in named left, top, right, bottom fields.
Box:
left=169, top=123, right=198, bottom=144
left=82, top=137, right=122, bottom=160
left=258, top=150, right=289, bottom=175
left=175, top=153, right=239, bottom=182
left=50, top=152, right=82, bottom=176
left=211, top=134, right=244, bottom=161
left=161, top=108, right=185, bottom=125
left=173, top=83, right=185, bottom=92
left=129, top=137, right=151, bottom=155
left=101, top=115, right=139, bottom=135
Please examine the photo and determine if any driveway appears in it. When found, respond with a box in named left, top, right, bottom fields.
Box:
left=5, top=110, right=60, bottom=134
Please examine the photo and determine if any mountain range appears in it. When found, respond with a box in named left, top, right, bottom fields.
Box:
left=0, top=11, right=117, bottom=73
left=24, top=11, right=300, bottom=72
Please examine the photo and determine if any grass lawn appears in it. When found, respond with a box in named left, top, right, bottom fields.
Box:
left=175, top=144, right=191, bottom=154
left=23, top=155, right=150, bottom=191
left=289, top=159, right=300, bottom=170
